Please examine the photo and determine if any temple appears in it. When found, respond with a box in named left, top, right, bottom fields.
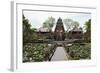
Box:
left=68, top=27, right=83, bottom=39
left=54, top=17, right=65, bottom=41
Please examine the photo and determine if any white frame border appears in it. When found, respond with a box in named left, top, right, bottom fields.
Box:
left=11, top=1, right=97, bottom=72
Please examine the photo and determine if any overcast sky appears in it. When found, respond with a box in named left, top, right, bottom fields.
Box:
left=23, top=10, right=91, bottom=31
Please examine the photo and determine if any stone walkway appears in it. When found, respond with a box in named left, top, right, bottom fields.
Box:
left=51, top=47, right=69, bottom=61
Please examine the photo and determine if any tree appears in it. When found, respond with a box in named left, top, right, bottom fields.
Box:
left=84, top=19, right=91, bottom=42
left=23, top=15, right=36, bottom=43
left=73, top=21, right=79, bottom=28
left=43, top=16, right=55, bottom=30
left=64, top=19, right=79, bottom=32
left=23, top=15, right=31, bottom=32
left=84, top=19, right=91, bottom=32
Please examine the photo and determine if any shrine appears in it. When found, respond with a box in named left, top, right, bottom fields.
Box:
left=54, top=18, right=65, bottom=41
left=68, top=27, right=83, bottom=39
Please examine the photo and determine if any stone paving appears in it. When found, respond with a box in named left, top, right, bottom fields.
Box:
left=51, top=47, right=69, bottom=61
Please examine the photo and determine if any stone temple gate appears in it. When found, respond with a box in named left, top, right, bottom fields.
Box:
left=54, top=17, right=65, bottom=41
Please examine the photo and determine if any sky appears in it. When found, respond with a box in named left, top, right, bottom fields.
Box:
left=23, top=10, right=91, bottom=31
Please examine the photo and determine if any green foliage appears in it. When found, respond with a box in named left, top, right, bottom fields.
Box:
left=64, top=19, right=79, bottom=32
left=84, top=19, right=91, bottom=32
left=43, top=16, right=55, bottom=30
left=23, top=15, right=37, bottom=43
left=84, top=19, right=91, bottom=42
left=73, top=21, right=79, bottom=28
left=23, top=43, right=48, bottom=62
left=67, top=43, right=91, bottom=60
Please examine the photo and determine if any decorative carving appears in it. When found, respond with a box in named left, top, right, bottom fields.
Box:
left=54, top=18, right=65, bottom=41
